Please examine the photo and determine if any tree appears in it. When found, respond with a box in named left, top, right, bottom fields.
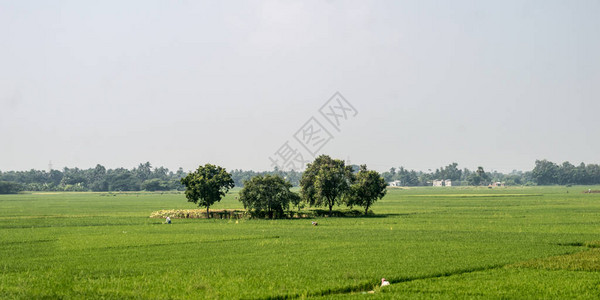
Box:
left=531, top=159, right=559, bottom=185
left=61, top=167, right=88, bottom=188
left=587, top=164, right=600, bottom=184
left=134, top=162, right=153, bottom=182
left=300, top=155, right=354, bottom=215
left=90, top=164, right=108, bottom=191
left=573, top=163, right=588, bottom=185
left=238, top=174, right=300, bottom=218
left=0, top=181, right=23, bottom=194
left=347, top=165, right=387, bottom=215
left=106, top=168, right=141, bottom=191
left=443, top=163, right=462, bottom=182
left=142, top=178, right=169, bottom=191
left=180, top=164, right=234, bottom=217
left=557, top=161, right=575, bottom=185
left=467, top=166, right=489, bottom=186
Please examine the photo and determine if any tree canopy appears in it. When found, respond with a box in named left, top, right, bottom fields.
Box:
left=348, top=165, right=387, bottom=215
left=239, top=174, right=300, bottom=218
left=532, top=159, right=559, bottom=185
left=180, top=164, right=235, bottom=217
left=0, top=181, right=23, bottom=194
left=300, top=155, right=354, bottom=215
left=467, top=166, right=490, bottom=186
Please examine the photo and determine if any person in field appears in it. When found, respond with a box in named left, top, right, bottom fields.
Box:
left=165, top=216, right=171, bottom=224
left=381, top=278, right=390, bottom=287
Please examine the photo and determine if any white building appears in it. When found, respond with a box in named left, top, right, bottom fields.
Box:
left=433, top=179, right=453, bottom=187
left=388, top=180, right=402, bottom=187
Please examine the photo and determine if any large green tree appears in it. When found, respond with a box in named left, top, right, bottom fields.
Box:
left=0, top=181, right=23, bottom=194
left=348, top=165, right=387, bottom=215
left=531, top=159, right=559, bottom=185
left=180, top=164, right=234, bottom=217
left=300, top=155, right=354, bottom=215
left=467, top=166, right=490, bottom=186
left=239, top=174, right=299, bottom=218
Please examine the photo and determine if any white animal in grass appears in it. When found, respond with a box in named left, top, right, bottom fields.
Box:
left=381, top=278, right=390, bottom=287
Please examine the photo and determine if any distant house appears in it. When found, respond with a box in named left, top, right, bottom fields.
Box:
left=389, top=180, right=402, bottom=187
left=433, top=179, right=453, bottom=187
left=490, top=182, right=505, bottom=187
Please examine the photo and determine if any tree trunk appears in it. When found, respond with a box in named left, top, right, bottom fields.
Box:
left=365, top=204, right=369, bottom=215
left=206, top=206, right=210, bottom=219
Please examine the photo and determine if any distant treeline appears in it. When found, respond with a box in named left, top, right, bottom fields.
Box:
left=381, top=163, right=526, bottom=186
left=0, top=163, right=302, bottom=193
left=381, top=160, right=600, bottom=187
left=1, top=159, right=599, bottom=194
left=0, top=162, right=186, bottom=193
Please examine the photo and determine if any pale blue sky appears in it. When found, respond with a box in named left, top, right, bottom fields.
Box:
left=1, top=0, right=599, bottom=173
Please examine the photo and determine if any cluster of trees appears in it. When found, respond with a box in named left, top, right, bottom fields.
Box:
left=382, top=163, right=531, bottom=186
left=531, top=160, right=600, bottom=185
left=0, top=162, right=186, bottom=192
left=300, top=155, right=387, bottom=215
left=181, top=156, right=387, bottom=218
left=3, top=159, right=600, bottom=195
left=0, top=163, right=303, bottom=194
left=239, top=174, right=301, bottom=219
left=230, top=168, right=302, bottom=187
left=0, top=181, right=22, bottom=194
left=381, top=160, right=600, bottom=187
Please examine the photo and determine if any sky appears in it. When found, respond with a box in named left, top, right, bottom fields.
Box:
left=1, top=0, right=599, bottom=173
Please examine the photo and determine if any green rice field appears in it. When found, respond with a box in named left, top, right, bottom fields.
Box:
left=1, top=186, right=599, bottom=299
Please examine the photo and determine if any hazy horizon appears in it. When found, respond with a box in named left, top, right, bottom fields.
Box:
left=2, top=1, right=599, bottom=173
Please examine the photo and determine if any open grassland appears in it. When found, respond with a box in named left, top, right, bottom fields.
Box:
left=1, top=186, right=600, bottom=299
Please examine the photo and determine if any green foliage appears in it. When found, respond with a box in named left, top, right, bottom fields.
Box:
left=106, top=169, right=141, bottom=191
left=0, top=162, right=186, bottom=192
left=432, top=162, right=462, bottom=181
left=531, top=159, right=600, bottom=186
left=239, top=174, right=299, bottom=218
left=3, top=159, right=600, bottom=192
left=141, top=178, right=169, bottom=191
left=0, top=181, right=23, bottom=194
left=467, top=166, right=490, bottom=186
left=347, top=165, right=387, bottom=214
left=230, top=168, right=302, bottom=187
left=180, top=164, right=234, bottom=216
left=532, top=159, right=559, bottom=185
left=300, top=155, right=354, bottom=215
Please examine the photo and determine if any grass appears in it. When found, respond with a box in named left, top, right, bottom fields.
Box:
left=1, top=186, right=599, bottom=298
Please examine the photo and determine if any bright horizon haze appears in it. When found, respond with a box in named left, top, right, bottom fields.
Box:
left=1, top=0, right=599, bottom=173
